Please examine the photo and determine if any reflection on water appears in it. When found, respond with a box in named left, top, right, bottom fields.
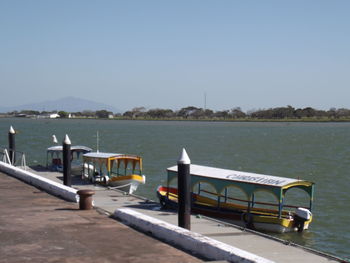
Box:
left=0, top=118, right=349, bottom=261
left=271, top=229, right=316, bottom=247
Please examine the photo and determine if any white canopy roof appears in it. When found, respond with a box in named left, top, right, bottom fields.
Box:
left=47, top=145, right=92, bottom=153
left=83, top=152, right=122, bottom=159
left=167, top=164, right=303, bottom=188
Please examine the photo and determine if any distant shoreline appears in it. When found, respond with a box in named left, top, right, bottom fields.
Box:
left=2, top=115, right=350, bottom=122
left=3, top=105, right=350, bottom=122
left=116, top=117, right=350, bottom=122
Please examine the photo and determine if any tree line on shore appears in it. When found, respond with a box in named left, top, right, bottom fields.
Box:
left=123, top=106, right=350, bottom=120
left=4, top=106, right=350, bottom=121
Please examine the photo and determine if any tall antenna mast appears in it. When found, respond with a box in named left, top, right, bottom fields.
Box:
left=204, top=92, right=207, bottom=111
left=96, top=131, right=99, bottom=153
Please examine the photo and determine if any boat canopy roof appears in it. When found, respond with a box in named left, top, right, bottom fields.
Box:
left=167, top=164, right=314, bottom=201
left=83, top=152, right=143, bottom=172
left=83, top=152, right=122, bottom=159
left=83, top=152, right=142, bottom=162
left=47, top=145, right=92, bottom=153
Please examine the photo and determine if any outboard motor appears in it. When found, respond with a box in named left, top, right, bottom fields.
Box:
left=294, top=207, right=312, bottom=232
left=103, top=175, right=110, bottom=185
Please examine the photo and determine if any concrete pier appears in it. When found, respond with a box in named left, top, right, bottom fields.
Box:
left=0, top=164, right=346, bottom=263
left=0, top=172, right=202, bottom=263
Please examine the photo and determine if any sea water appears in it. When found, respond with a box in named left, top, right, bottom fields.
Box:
left=0, top=118, right=349, bottom=260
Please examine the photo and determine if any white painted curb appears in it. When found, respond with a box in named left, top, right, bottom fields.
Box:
left=0, top=161, right=79, bottom=202
left=114, top=208, right=274, bottom=263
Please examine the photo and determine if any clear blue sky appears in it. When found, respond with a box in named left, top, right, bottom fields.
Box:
left=1, top=0, right=349, bottom=112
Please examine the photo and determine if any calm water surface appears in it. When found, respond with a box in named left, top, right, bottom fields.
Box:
left=0, top=118, right=349, bottom=260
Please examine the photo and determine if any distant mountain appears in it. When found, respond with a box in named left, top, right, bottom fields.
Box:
left=0, top=97, right=121, bottom=113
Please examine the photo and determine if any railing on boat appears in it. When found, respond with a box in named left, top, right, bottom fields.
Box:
left=198, top=189, right=308, bottom=213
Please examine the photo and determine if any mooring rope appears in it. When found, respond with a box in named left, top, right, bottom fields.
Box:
left=86, top=182, right=133, bottom=192
left=107, top=182, right=133, bottom=190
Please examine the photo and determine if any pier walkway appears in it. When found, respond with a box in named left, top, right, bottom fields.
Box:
left=24, top=166, right=344, bottom=263
left=0, top=172, right=203, bottom=263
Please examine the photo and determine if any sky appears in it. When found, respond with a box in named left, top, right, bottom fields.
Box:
left=1, top=0, right=350, bottom=112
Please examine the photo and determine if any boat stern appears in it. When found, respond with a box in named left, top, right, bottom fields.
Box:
left=109, top=174, right=146, bottom=194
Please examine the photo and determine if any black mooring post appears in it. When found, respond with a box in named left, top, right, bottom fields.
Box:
left=8, top=126, right=16, bottom=165
left=63, top=134, right=72, bottom=186
left=178, top=148, right=191, bottom=230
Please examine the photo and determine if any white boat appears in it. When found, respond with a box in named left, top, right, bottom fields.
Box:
left=82, top=152, right=145, bottom=194
left=46, top=145, right=92, bottom=175
left=157, top=164, right=314, bottom=233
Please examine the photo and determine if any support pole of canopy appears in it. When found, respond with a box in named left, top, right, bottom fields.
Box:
left=278, top=199, right=283, bottom=219
left=309, top=184, right=314, bottom=211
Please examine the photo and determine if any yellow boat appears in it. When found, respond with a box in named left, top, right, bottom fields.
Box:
left=83, top=152, right=145, bottom=194
left=157, top=164, right=314, bottom=233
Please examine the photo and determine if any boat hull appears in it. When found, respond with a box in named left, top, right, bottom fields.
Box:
left=56, top=164, right=83, bottom=176
left=109, top=175, right=146, bottom=194
left=157, top=186, right=311, bottom=233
